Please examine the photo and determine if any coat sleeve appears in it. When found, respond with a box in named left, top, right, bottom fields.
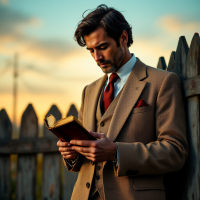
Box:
left=114, top=73, right=188, bottom=177
left=63, top=86, right=87, bottom=172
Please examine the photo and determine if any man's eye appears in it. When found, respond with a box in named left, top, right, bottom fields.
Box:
left=90, top=50, right=94, bottom=53
left=101, top=46, right=107, bottom=50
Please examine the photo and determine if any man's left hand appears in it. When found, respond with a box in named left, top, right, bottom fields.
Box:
left=70, top=131, right=116, bottom=162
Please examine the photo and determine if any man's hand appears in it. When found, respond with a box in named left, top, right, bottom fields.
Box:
left=70, top=131, right=116, bottom=162
left=57, top=140, right=79, bottom=160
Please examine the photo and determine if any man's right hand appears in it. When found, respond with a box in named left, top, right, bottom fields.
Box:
left=57, top=140, right=79, bottom=160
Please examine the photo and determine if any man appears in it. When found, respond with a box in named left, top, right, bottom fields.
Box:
left=57, top=4, right=188, bottom=200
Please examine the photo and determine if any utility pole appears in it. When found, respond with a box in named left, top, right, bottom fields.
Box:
left=13, top=53, right=18, bottom=131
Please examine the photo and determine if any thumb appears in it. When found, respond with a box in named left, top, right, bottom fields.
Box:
left=89, top=131, right=106, bottom=139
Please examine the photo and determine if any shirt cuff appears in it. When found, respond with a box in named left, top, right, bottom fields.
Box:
left=64, top=155, right=79, bottom=167
left=112, top=142, right=119, bottom=167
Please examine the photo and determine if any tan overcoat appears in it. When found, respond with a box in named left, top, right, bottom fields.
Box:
left=64, top=59, right=188, bottom=200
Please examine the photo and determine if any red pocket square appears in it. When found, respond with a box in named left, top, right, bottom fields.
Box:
left=135, top=100, right=149, bottom=108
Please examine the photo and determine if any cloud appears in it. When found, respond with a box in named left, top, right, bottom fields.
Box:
left=0, top=0, right=8, bottom=5
left=157, top=15, right=200, bottom=36
left=0, top=4, right=76, bottom=66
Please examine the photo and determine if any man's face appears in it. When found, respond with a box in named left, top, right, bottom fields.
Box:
left=84, top=27, right=125, bottom=74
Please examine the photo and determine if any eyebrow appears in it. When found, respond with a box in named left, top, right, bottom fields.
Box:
left=86, top=42, right=108, bottom=50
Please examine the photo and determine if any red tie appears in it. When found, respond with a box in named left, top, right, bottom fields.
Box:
left=102, top=73, right=119, bottom=112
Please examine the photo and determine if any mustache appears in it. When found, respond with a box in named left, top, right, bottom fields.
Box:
left=97, top=60, right=111, bottom=66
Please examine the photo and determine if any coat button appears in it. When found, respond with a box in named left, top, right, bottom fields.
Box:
left=86, top=182, right=90, bottom=188
left=100, top=122, right=104, bottom=127
left=96, top=175, right=100, bottom=180
left=97, top=166, right=101, bottom=170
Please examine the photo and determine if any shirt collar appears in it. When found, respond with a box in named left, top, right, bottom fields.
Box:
left=107, top=54, right=137, bottom=82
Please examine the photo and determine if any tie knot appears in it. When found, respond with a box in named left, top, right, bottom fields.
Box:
left=109, top=73, right=119, bottom=84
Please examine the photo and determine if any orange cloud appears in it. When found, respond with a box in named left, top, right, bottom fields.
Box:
left=157, top=15, right=200, bottom=35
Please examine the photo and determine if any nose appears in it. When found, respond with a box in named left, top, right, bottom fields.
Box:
left=94, top=50, right=103, bottom=62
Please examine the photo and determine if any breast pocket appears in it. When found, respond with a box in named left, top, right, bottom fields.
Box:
left=132, top=105, right=152, bottom=114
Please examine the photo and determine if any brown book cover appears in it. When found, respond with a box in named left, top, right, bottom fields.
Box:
left=44, top=114, right=96, bottom=141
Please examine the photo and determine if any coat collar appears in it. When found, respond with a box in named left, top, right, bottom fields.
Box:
left=85, top=58, right=147, bottom=139
left=107, top=58, right=147, bottom=141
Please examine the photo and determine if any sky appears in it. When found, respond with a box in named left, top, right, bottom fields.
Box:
left=0, top=0, right=200, bottom=126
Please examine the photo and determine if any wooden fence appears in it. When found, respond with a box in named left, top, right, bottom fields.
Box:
left=0, top=104, right=79, bottom=200
left=0, top=32, right=200, bottom=200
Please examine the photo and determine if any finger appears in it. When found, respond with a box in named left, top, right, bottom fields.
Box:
left=72, top=146, right=96, bottom=153
left=70, top=140, right=97, bottom=147
left=63, top=153, right=78, bottom=160
left=61, top=150, right=77, bottom=155
left=59, top=146, right=73, bottom=152
left=89, top=131, right=106, bottom=139
left=57, top=140, right=71, bottom=147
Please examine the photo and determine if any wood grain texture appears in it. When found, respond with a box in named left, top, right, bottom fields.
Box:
left=0, top=138, right=59, bottom=154
left=44, top=105, right=62, bottom=138
left=175, top=36, right=189, bottom=80
left=182, top=75, right=200, bottom=97
left=167, top=51, right=176, bottom=72
left=16, top=104, right=38, bottom=200
left=42, top=153, right=61, bottom=200
left=186, top=33, right=200, bottom=79
left=63, top=167, right=78, bottom=200
left=0, top=109, right=11, bottom=200
left=43, top=106, right=61, bottom=199
left=185, top=33, right=200, bottom=200
left=156, top=57, right=167, bottom=70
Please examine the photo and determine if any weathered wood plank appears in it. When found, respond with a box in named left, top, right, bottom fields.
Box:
left=157, top=57, right=167, bottom=70
left=167, top=51, right=176, bottom=72
left=16, top=104, right=38, bottom=200
left=185, top=32, right=200, bottom=200
left=62, top=104, right=79, bottom=199
left=182, top=75, right=200, bottom=97
left=186, top=33, right=200, bottom=78
left=175, top=36, right=189, bottom=80
left=63, top=168, right=78, bottom=200
left=0, top=109, right=11, bottom=200
left=66, top=104, right=78, bottom=118
left=0, top=138, right=59, bottom=154
left=42, top=153, right=61, bottom=200
left=43, top=105, right=61, bottom=200
left=44, top=105, right=62, bottom=139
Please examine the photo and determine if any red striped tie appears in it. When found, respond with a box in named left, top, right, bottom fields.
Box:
left=102, top=73, right=119, bottom=112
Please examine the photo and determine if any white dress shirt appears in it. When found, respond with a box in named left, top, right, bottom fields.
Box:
left=101, top=54, right=137, bottom=107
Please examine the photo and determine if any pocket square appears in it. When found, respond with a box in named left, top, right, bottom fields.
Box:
left=135, top=100, right=149, bottom=108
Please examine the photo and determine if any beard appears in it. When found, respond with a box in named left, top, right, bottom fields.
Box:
left=97, top=46, right=124, bottom=74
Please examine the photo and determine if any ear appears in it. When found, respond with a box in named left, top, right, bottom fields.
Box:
left=119, top=30, right=128, bottom=46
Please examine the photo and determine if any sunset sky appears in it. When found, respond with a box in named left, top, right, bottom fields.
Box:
left=0, top=0, right=200, bottom=126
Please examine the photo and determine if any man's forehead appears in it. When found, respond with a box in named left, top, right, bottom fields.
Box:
left=84, top=27, right=110, bottom=48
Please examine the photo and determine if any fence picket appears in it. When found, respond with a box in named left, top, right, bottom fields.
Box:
left=175, top=36, right=189, bottom=80
left=63, top=104, right=79, bottom=200
left=0, top=109, right=11, bottom=200
left=157, top=57, right=167, bottom=70
left=43, top=105, right=61, bottom=200
left=167, top=51, right=176, bottom=72
left=185, top=33, right=200, bottom=200
left=16, top=104, right=38, bottom=200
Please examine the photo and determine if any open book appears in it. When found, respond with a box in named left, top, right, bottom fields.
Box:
left=44, top=114, right=96, bottom=141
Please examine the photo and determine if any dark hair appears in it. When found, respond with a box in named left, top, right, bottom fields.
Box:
left=74, top=4, right=133, bottom=47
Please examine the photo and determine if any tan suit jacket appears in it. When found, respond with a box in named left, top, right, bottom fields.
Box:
left=65, top=59, right=188, bottom=200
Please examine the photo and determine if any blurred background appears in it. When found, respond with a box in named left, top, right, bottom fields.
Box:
left=0, top=0, right=200, bottom=130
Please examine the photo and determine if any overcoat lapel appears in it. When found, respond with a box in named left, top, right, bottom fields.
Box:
left=86, top=74, right=107, bottom=132
left=107, top=59, right=147, bottom=141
